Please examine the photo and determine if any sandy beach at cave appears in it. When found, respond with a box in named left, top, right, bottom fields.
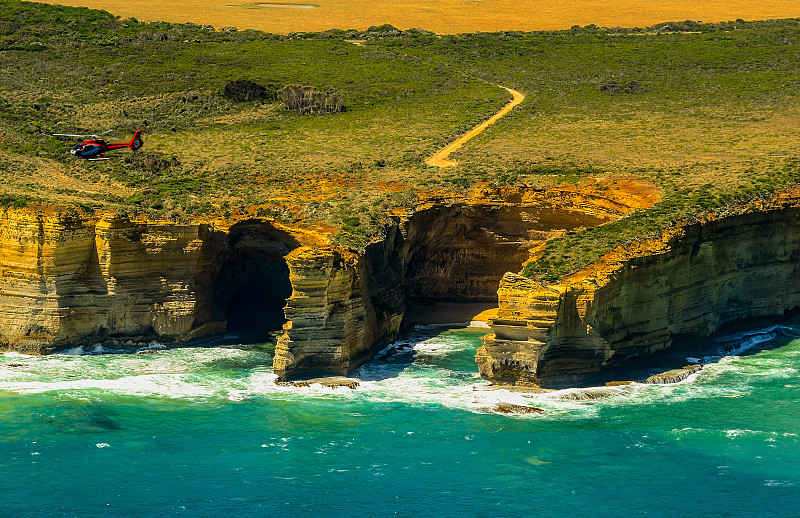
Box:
left=404, top=302, right=498, bottom=328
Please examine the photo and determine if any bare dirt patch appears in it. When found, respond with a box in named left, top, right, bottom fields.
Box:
left=27, top=0, right=800, bottom=34
left=242, top=3, right=318, bottom=9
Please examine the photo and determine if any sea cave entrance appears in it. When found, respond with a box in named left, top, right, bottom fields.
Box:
left=399, top=201, right=611, bottom=325
left=211, top=220, right=298, bottom=343
left=400, top=204, right=534, bottom=324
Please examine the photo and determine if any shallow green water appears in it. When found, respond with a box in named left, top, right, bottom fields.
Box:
left=1, top=327, right=799, bottom=517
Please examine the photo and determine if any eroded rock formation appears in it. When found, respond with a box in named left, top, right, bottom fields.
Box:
left=0, top=179, right=659, bottom=382
left=402, top=182, right=659, bottom=301
left=272, top=181, right=658, bottom=379
left=0, top=209, right=297, bottom=354
left=0, top=209, right=221, bottom=353
left=477, top=190, right=800, bottom=388
left=273, top=244, right=404, bottom=379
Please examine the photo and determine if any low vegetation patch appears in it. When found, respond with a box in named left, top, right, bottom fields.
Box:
left=277, top=85, right=344, bottom=114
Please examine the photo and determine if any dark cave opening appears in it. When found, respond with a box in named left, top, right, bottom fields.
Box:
left=220, top=259, right=292, bottom=341
left=211, top=221, right=298, bottom=343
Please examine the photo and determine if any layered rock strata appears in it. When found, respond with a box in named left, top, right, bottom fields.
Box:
left=402, top=182, right=659, bottom=301
left=0, top=209, right=296, bottom=354
left=477, top=194, right=800, bottom=388
left=273, top=182, right=658, bottom=378
left=273, top=226, right=406, bottom=380
left=0, top=180, right=658, bottom=381
left=0, top=209, right=222, bottom=353
left=273, top=239, right=404, bottom=380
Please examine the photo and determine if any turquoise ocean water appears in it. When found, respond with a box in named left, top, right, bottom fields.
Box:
left=1, top=325, right=799, bottom=517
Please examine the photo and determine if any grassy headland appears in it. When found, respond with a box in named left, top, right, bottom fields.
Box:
left=1, top=1, right=799, bottom=277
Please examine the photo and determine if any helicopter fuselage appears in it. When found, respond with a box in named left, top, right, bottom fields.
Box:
left=66, top=130, right=144, bottom=160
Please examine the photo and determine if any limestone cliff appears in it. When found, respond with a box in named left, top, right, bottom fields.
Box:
left=477, top=191, right=800, bottom=388
left=273, top=228, right=404, bottom=380
left=0, top=208, right=298, bottom=354
left=401, top=180, right=659, bottom=301
left=0, top=179, right=657, bottom=383
left=266, top=180, right=658, bottom=379
left=0, top=209, right=222, bottom=353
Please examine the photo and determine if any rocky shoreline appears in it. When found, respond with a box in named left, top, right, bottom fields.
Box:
left=476, top=189, right=800, bottom=388
left=2, top=183, right=798, bottom=389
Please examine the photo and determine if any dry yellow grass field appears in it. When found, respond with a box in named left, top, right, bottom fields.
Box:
left=28, top=0, right=800, bottom=33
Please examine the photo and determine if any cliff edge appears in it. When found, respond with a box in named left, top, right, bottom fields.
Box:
left=477, top=189, right=800, bottom=388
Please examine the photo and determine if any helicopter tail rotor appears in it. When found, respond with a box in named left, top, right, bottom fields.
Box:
left=129, top=130, right=144, bottom=151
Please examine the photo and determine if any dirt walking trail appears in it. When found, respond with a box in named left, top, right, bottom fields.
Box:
left=426, top=85, right=525, bottom=168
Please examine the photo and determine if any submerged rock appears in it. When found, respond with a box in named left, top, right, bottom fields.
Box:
left=492, top=402, right=545, bottom=414
left=279, top=376, right=361, bottom=390
left=645, top=364, right=702, bottom=384
left=548, top=387, right=621, bottom=401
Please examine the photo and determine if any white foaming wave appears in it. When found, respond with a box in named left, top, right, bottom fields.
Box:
left=411, top=341, right=466, bottom=360
left=709, top=324, right=800, bottom=358
left=1, top=331, right=553, bottom=413
left=2, top=373, right=217, bottom=399
left=0, top=346, right=278, bottom=401
left=508, top=378, right=750, bottom=417
left=57, top=344, right=120, bottom=356
left=684, top=324, right=800, bottom=365
left=411, top=322, right=471, bottom=332
left=0, top=361, right=730, bottom=417
left=60, top=346, right=86, bottom=356
left=525, top=383, right=673, bottom=416
left=698, top=353, right=799, bottom=385
left=677, top=325, right=800, bottom=391
left=372, top=340, right=415, bottom=360
left=355, top=375, right=485, bottom=411
left=2, top=351, right=35, bottom=358
left=4, top=325, right=798, bottom=413
left=474, top=387, right=604, bottom=418
left=9, top=342, right=533, bottom=411
left=348, top=371, right=630, bottom=418
left=464, top=383, right=703, bottom=418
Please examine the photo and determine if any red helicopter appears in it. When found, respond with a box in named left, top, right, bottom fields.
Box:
left=54, top=130, right=144, bottom=160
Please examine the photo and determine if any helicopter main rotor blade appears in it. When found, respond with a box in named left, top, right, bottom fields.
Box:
left=53, top=129, right=114, bottom=139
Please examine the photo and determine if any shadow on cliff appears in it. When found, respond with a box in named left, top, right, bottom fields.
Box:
left=592, top=316, right=800, bottom=386
left=210, top=220, right=298, bottom=344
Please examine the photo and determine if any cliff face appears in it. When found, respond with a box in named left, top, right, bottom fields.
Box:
left=401, top=181, right=658, bottom=301
left=0, top=179, right=657, bottom=382
left=477, top=195, right=800, bottom=388
left=0, top=209, right=305, bottom=354
left=273, top=227, right=405, bottom=380
left=0, top=209, right=222, bottom=353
